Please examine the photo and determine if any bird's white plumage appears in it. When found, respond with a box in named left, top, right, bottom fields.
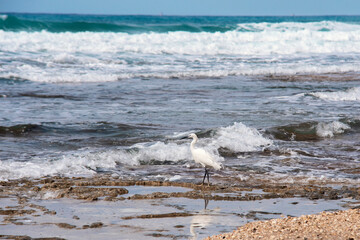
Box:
left=188, top=133, right=221, bottom=170
left=191, top=148, right=221, bottom=170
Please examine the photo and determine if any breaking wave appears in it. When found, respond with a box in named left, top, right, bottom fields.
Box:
left=2, top=17, right=360, bottom=82
left=0, top=122, right=272, bottom=180
left=267, top=120, right=356, bottom=141
left=310, top=87, right=360, bottom=101
left=2, top=14, right=360, bottom=33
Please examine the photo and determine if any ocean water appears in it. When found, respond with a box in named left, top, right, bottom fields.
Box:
left=0, top=13, right=360, bottom=184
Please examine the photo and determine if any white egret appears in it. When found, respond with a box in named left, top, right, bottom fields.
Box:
left=188, top=133, right=221, bottom=185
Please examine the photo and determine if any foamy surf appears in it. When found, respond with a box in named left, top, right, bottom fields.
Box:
left=2, top=119, right=356, bottom=181
left=0, top=122, right=272, bottom=180
left=268, top=120, right=354, bottom=141
left=316, top=121, right=350, bottom=138
left=310, top=87, right=360, bottom=101
left=214, top=122, right=272, bottom=152
left=2, top=19, right=360, bottom=83
left=0, top=149, right=120, bottom=181
left=105, top=122, right=273, bottom=166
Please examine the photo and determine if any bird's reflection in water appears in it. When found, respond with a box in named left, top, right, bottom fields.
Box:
left=190, top=194, right=220, bottom=240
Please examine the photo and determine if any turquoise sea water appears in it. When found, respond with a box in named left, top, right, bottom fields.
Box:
left=0, top=13, right=360, bottom=184
left=1, top=14, right=360, bottom=33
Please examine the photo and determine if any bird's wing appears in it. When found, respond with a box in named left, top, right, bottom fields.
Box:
left=192, top=148, right=221, bottom=170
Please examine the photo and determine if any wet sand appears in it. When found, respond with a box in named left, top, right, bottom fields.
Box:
left=0, top=175, right=359, bottom=239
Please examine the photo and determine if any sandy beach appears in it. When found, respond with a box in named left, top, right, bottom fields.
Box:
left=1, top=175, right=359, bottom=239
left=207, top=209, right=360, bottom=239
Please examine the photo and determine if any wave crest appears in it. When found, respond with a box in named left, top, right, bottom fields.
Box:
left=310, top=87, right=360, bottom=101
left=214, top=122, right=272, bottom=152
left=2, top=20, right=360, bottom=83
left=0, top=122, right=273, bottom=180
left=316, top=121, right=350, bottom=138
left=267, top=120, right=352, bottom=141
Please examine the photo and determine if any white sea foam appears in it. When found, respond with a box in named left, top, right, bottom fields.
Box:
left=0, top=15, right=7, bottom=21
left=124, top=141, right=191, bottom=164
left=316, top=121, right=350, bottom=138
left=0, top=122, right=272, bottom=180
left=39, top=190, right=60, bottom=200
left=3, top=21, right=359, bottom=55
left=168, top=175, right=182, bottom=181
left=0, top=149, right=119, bottom=181
left=310, top=87, right=360, bottom=101
left=236, top=21, right=360, bottom=33
left=1, top=21, right=360, bottom=83
left=213, top=122, right=272, bottom=152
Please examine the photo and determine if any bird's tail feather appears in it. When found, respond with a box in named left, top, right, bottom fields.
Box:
left=212, top=161, right=221, bottom=170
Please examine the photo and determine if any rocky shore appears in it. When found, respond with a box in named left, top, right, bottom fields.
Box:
left=1, top=175, right=359, bottom=202
left=0, top=175, right=359, bottom=239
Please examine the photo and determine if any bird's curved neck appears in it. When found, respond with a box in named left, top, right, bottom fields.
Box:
left=190, top=137, right=198, bottom=150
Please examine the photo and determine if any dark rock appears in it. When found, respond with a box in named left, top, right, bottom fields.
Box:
left=89, top=222, right=104, bottom=228
left=55, top=223, right=76, bottom=229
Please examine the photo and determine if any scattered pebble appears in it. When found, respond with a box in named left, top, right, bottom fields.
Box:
left=206, top=209, right=360, bottom=240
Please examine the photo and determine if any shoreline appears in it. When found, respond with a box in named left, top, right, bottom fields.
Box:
left=0, top=175, right=359, bottom=239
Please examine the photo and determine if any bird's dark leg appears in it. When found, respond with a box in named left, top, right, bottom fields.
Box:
left=202, top=168, right=208, bottom=185
left=207, top=169, right=210, bottom=186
